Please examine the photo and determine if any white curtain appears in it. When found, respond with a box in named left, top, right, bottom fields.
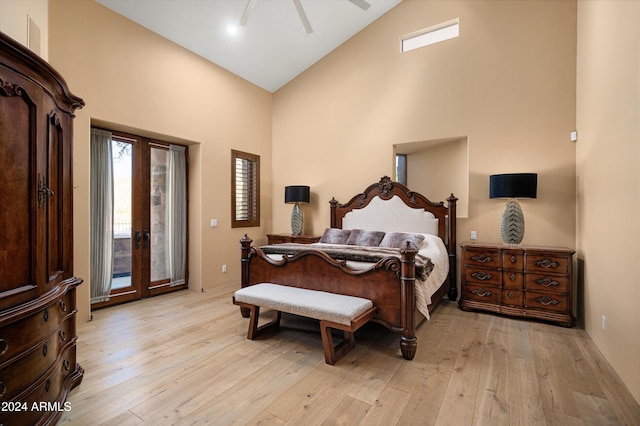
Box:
left=166, top=145, right=187, bottom=286
left=90, top=128, right=114, bottom=303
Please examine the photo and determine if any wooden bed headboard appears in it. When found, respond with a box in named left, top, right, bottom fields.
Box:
left=329, top=176, right=457, bottom=248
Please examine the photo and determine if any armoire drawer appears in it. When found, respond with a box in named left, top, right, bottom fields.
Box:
left=1, top=344, right=78, bottom=425
left=0, top=317, right=74, bottom=402
left=0, top=291, right=74, bottom=365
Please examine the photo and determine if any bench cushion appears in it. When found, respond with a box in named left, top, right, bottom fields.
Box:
left=234, top=283, right=374, bottom=326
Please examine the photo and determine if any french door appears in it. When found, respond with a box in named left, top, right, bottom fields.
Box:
left=92, top=130, right=188, bottom=309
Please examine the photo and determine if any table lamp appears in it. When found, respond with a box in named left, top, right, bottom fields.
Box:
left=285, top=185, right=310, bottom=236
left=489, top=173, right=537, bottom=244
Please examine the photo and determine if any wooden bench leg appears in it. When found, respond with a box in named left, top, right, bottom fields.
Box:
left=320, top=321, right=355, bottom=365
left=233, top=298, right=281, bottom=340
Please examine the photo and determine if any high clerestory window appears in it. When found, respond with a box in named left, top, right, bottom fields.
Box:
left=401, top=18, right=459, bottom=53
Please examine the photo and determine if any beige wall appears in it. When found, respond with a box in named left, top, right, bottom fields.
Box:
left=273, top=0, right=577, bottom=254
left=0, top=0, right=48, bottom=59
left=576, top=0, right=640, bottom=403
left=46, top=0, right=273, bottom=321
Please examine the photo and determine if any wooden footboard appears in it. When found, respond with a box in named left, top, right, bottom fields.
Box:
left=240, top=235, right=422, bottom=360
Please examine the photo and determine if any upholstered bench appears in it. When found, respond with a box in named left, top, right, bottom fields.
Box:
left=233, top=283, right=377, bottom=365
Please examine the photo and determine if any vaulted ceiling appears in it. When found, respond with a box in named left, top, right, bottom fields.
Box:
left=97, top=0, right=402, bottom=92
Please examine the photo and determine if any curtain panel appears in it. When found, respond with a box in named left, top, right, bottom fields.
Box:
left=90, top=128, right=115, bottom=303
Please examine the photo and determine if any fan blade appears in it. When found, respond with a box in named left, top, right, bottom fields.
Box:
left=348, top=0, right=371, bottom=11
left=292, top=0, right=313, bottom=34
left=239, top=0, right=257, bottom=26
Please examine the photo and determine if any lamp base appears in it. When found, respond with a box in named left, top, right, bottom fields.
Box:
left=291, top=203, right=303, bottom=236
left=501, top=199, right=525, bottom=244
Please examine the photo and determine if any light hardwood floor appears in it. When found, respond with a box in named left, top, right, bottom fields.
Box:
left=59, top=285, right=640, bottom=425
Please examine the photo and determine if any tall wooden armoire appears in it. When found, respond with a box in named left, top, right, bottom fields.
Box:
left=0, top=31, right=84, bottom=425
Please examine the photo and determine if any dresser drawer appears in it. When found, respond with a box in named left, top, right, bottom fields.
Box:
left=525, top=291, right=569, bottom=313
left=525, top=273, right=570, bottom=293
left=464, top=268, right=502, bottom=286
left=463, top=248, right=501, bottom=269
left=502, top=251, right=524, bottom=271
left=463, top=283, right=500, bottom=304
left=0, top=292, right=73, bottom=365
left=503, top=271, right=523, bottom=289
left=502, top=289, right=523, bottom=307
left=525, top=253, right=570, bottom=274
left=0, top=317, right=74, bottom=402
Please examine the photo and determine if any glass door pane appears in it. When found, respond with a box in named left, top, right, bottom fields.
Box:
left=150, top=146, right=169, bottom=283
left=112, top=140, right=133, bottom=290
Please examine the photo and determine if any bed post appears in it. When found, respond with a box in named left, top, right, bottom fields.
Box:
left=329, top=197, right=338, bottom=228
left=399, top=242, right=418, bottom=360
left=446, top=194, right=458, bottom=301
left=239, top=234, right=253, bottom=318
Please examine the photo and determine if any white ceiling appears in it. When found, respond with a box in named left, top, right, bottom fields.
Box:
left=96, top=0, right=402, bottom=92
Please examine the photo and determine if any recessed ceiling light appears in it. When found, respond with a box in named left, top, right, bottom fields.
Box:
left=226, top=23, right=239, bottom=36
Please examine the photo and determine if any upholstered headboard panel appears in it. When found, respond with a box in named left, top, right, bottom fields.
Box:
left=342, top=195, right=439, bottom=235
left=330, top=177, right=456, bottom=249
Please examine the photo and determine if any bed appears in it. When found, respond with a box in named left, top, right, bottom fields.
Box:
left=239, top=176, right=457, bottom=360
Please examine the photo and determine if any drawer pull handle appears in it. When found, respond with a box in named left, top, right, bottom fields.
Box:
left=535, top=277, right=559, bottom=287
left=508, top=291, right=515, bottom=298
left=472, top=287, right=492, bottom=297
left=510, top=255, right=517, bottom=263
left=535, top=259, right=560, bottom=269
left=534, top=295, right=559, bottom=306
left=60, top=300, right=67, bottom=312
left=0, top=338, right=7, bottom=357
left=59, top=330, right=67, bottom=342
left=471, top=254, right=493, bottom=264
left=0, top=381, right=5, bottom=397
left=509, top=273, right=516, bottom=281
left=43, top=343, right=48, bottom=356
left=44, top=309, right=49, bottom=321
left=64, top=359, right=71, bottom=371
left=471, top=271, right=493, bottom=281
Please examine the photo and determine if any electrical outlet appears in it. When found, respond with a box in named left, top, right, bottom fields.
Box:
left=470, top=230, right=477, bottom=240
left=601, top=315, right=606, bottom=331
left=222, top=264, right=227, bottom=273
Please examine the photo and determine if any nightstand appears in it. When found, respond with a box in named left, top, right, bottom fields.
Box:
left=266, top=234, right=321, bottom=244
left=459, top=242, right=575, bottom=327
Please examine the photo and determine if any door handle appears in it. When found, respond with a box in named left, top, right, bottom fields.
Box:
left=135, top=230, right=141, bottom=248
left=143, top=229, right=150, bottom=248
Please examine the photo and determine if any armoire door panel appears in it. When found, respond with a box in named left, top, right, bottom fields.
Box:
left=0, top=72, right=39, bottom=309
left=45, top=111, right=65, bottom=286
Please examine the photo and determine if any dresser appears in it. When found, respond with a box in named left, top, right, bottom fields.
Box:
left=459, top=243, right=575, bottom=327
left=0, top=32, right=84, bottom=425
left=266, top=234, right=321, bottom=244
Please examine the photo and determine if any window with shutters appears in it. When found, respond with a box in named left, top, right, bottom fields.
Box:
left=231, top=150, right=260, bottom=228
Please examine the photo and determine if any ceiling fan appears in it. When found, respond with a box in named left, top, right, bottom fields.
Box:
left=239, top=0, right=371, bottom=34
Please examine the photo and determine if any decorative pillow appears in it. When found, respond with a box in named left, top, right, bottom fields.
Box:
left=319, top=228, right=351, bottom=244
left=379, top=232, right=426, bottom=249
left=346, top=229, right=386, bottom=247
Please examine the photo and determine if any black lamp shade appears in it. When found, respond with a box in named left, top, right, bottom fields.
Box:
left=285, top=185, right=310, bottom=204
left=490, top=173, right=537, bottom=199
